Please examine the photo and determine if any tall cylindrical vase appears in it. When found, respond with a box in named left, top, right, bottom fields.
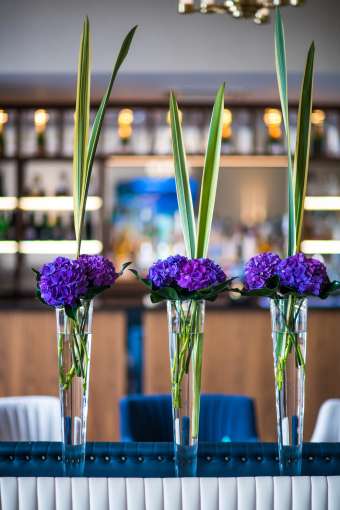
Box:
left=56, top=299, right=93, bottom=473
left=270, top=296, right=307, bottom=475
left=167, top=299, right=205, bottom=477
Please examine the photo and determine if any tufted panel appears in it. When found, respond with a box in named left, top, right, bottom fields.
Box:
left=1, top=443, right=340, bottom=478
left=1, top=476, right=340, bottom=510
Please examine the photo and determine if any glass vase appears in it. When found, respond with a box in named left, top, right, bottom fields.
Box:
left=270, top=296, right=307, bottom=475
left=56, top=299, right=93, bottom=473
left=167, top=299, right=205, bottom=477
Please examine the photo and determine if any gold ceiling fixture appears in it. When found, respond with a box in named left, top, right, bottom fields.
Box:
left=178, top=0, right=304, bottom=24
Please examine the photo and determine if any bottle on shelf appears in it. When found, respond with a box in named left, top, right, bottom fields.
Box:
left=28, top=174, right=45, bottom=197
left=55, top=171, right=70, bottom=196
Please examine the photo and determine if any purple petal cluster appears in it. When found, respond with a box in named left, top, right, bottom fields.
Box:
left=78, top=255, right=118, bottom=287
left=148, top=255, right=227, bottom=292
left=38, top=255, right=119, bottom=307
left=147, top=255, right=187, bottom=288
left=39, top=257, right=88, bottom=307
left=243, top=251, right=330, bottom=297
left=244, top=252, right=281, bottom=290
left=277, top=253, right=329, bottom=296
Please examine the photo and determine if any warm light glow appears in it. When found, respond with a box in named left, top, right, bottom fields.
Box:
left=0, top=241, right=18, bottom=254
left=118, top=125, right=133, bottom=140
left=166, top=109, right=183, bottom=125
left=0, top=109, right=9, bottom=129
left=19, top=240, right=103, bottom=255
left=311, top=109, right=326, bottom=126
left=19, top=196, right=102, bottom=212
left=305, top=196, right=340, bottom=211
left=222, top=108, right=233, bottom=139
left=263, top=108, right=282, bottom=127
left=301, top=240, right=340, bottom=255
left=0, top=197, right=18, bottom=210
left=34, top=109, right=49, bottom=133
left=118, top=108, right=134, bottom=125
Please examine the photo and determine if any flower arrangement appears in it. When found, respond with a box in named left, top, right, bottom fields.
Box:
left=31, top=15, right=136, bottom=455
left=136, top=254, right=230, bottom=303
left=243, top=252, right=336, bottom=299
left=132, top=84, right=228, bottom=476
left=241, top=10, right=340, bottom=385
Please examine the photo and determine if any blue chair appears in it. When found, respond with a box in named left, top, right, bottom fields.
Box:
left=119, top=394, right=258, bottom=442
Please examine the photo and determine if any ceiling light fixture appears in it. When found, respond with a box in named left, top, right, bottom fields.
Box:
left=178, top=0, right=304, bottom=24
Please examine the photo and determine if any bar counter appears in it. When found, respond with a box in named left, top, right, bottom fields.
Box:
left=0, top=301, right=339, bottom=442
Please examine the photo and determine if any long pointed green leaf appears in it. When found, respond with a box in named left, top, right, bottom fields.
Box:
left=77, top=25, right=137, bottom=257
left=169, top=91, right=196, bottom=258
left=73, top=16, right=91, bottom=257
left=294, top=42, right=315, bottom=251
left=195, top=83, right=225, bottom=258
left=275, top=8, right=296, bottom=256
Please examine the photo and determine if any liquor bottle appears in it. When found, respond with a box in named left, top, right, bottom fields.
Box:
left=39, top=213, right=52, bottom=240
left=0, top=213, right=8, bottom=240
left=53, top=215, right=64, bottom=240
left=30, top=174, right=45, bottom=197
left=0, top=169, right=5, bottom=196
left=24, top=213, right=37, bottom=240
left=55, top=171, right=70, bottom=196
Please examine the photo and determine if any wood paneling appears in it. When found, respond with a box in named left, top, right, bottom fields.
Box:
left=0, top=310, right=126, bottom=441
left=143, top=308, right=340, bottom=442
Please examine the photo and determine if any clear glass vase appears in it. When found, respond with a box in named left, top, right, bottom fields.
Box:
left=167, top=299, right=205, bottom=477
left=270, top=296, right=307, bottom=475
left=56, top=299, right=93, bottom=473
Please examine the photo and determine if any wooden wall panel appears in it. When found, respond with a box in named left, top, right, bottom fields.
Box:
left=0, top=310, right=126, bottom=441
left=143, top=308, right=340, bottom=442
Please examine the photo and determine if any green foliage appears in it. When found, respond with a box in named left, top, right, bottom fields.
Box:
left=274, top=8, right=314, bottom=256
left=169, top=85, right=225, bottom=259
left=73, top=19, right=137, bottom=257
left=169, top=92, right=196, bottom=258
left=130, top=269, right=234, bottom=303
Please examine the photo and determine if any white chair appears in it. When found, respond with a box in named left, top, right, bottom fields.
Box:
left=311, top=399, right=340, bottom=442
left=0, top=396, right=61, bottom=441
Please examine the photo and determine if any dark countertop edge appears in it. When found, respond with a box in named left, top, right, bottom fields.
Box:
left=0, top=299, right=339, bottom=312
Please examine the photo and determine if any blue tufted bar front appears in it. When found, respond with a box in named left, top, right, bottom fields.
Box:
left=0, top=442, right=340, bottom=478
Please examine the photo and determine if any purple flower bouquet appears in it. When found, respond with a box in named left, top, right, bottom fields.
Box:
left=34, top=255, right=127, bottom=462
left=242, top=251, right=340, bottom=474
left=132, top=255, right=231, bottom=303
left=132, top=255, right=231, bottom=475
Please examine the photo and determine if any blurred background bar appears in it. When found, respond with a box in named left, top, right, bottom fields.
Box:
left=0, top=0, right=340, bottom=442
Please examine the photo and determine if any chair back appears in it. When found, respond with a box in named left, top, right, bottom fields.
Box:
left=0, top=396, right=61, bottom=441
left=311, top=399, right=340, bottom=442
left=120, top=394, right=258, bottom=442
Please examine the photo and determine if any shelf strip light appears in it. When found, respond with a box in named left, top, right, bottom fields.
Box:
left=0, top=197, right=18, bottom=210
left=0, top=241, right=18, bottom=254
left=305, top=196, right=340, bottom=211
left=19, top=196, right=103, bottom=211
left=19, top=240, right=103, bottom=255
left=301, top=240, right=340, bottom=255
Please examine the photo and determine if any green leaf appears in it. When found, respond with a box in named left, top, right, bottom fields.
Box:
left=73, top=16, right=91, bottom=257
left=294, top=42, right=315, bottom=251
left=78, top=26, right=138, bottom=254
left=73, top=21, right=137, bottom=258
left=274, top=8, right=295, bottom=256
left=195, top=84, right=225, bottom=258
left=118, top=261, right=132, bottom=276
left=169, top=91, right=196, bottom=258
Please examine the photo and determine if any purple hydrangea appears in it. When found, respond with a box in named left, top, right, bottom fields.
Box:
left=148, top=255, right=187, bottom=288
left=176, top=258, right=226, bottom=292
left=277, top=253, right=329, bottom=296
left=39, top=256, right=88, bottom=307
left=148, top=255, right=226, bottom=292
left=244, top=252, right=281, bottom=290
left=78, top=255, right=118, bottom=287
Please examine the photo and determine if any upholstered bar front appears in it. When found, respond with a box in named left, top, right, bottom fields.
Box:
left=1, top=443, right=340, bottom=478
left=1, top=476, right=340, bottom=510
